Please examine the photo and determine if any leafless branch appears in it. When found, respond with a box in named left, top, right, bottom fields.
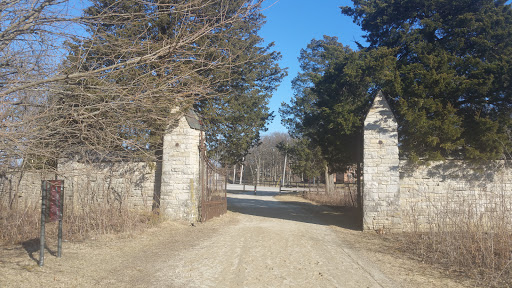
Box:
left=0, top=0, right=266, bottom=172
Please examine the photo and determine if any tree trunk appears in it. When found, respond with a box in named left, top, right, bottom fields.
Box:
left=357, top=161, right=362, bottom=208
left=251, top=158, right=260, bottom=194
left=324, top=163, right=335, bottom=194
left=356, top=129, right=363, bottom=209
left=282, top=152, right=287, bottom=187
left=239, top=162, right=244, bottom=185
left=254, top=165, right=259, bottom=194
left=261, top=160, right=265, bottom=183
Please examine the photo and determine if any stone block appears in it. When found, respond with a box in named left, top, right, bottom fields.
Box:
left=159, top=114, right=201, bottom=222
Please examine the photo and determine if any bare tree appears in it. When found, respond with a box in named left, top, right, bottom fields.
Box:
left=1, top=0, right=268, bottom=174
left=244, top=132, right=292, bottom=187
left=1, top=0, right=78, bottom=169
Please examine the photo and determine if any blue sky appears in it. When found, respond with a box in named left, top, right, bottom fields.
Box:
left=259, top=0, right=365, bottom=135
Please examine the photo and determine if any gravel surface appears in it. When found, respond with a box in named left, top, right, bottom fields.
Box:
left=0, top=186, right=472, bottom=287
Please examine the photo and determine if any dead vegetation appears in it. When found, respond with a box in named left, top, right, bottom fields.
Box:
left=396, top=229, right=512, bottom=287
left=0, top=200, right=163, bottom=245
left=397, top=193, right=512, bottom=287
left=301, top=183, right=358, bottom=207
left=300, top=187, right=512, bottom=287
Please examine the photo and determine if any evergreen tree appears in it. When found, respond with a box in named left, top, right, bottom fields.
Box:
left=280, top=36, right=397, bottom=171
left=281, top=36, right=349, bottom=139
left=342, top=0, right=512, bottom=160
left=195, top=0, right=286, bottom=165
left=280, top=36, right=348, bottom=172
left=59, top=0, right=284, bottom=162
left=309, top=46, right=397, bottom=169
left=285, top=138, right=324, bottom=182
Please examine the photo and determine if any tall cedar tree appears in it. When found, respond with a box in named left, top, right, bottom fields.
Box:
left=194, top=0, right=286, bottom=166
left=281, top=36, right=348, bottom=139
left=342, top=0, right=512, bottom=161
left=280, top=36, right=397, bottom=171
left=310, top=45, right=397, bottom=170
left=279, top=36, right=346, bottom=173
left=61, top=0, right=284, bottom=162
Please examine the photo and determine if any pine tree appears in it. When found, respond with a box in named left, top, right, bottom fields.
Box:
left=342, top=0, right=512, bottom=160
left=58, top=0, right=284, bottom=162
left=194, top=0, right=286, bottom=165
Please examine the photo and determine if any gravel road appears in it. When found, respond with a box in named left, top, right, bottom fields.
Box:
left=0, top=185, right=470, bottom=287
left=150, top=189, right=397, bottom=288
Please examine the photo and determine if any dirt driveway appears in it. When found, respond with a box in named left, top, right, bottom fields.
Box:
left=1, top=187, right=471, bottom=287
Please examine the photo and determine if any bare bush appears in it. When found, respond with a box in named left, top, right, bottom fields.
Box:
left=302, top=183, right=358, bottom=208
left=0, top=195, right=163, bottom=245
left=397, top=186, right=512, bottom=287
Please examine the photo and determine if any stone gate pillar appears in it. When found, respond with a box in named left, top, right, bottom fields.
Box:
left=160, top=110, right=202, bottom=222
left=363, top=91, right=401, bottom=231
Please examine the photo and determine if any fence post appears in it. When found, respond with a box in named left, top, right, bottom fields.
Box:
left=39, top=182, right=47, bottom=267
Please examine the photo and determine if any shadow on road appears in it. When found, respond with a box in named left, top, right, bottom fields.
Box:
left=227, top=188, right=362, bottom=231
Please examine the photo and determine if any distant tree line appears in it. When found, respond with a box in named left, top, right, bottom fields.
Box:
left=235, top=132, right=330, bottom=188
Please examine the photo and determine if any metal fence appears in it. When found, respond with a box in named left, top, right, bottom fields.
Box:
left=199, top=135, right=227, bottom=222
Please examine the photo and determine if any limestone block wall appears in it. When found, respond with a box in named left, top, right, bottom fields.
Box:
left=362, top=91, right=512, bottom=232
left=400, top=161, right=512, bottom=231
left=160, top=115, right=201, bottom=222
left=0, top=171, right=52, bottom=207
left=1, top=112, right=203, bottom=222
left=363, top=91, right=401, bottom=231
left=0, top=161, right=155, bottom=210
left=58, top=160, right=155, bottom=210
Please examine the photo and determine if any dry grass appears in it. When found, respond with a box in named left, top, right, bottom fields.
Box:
left=301, top=187, right=512, bottom=287
left=396, top=191, right=512, bottom=287
left=302, top=184, right=358, bottom=208
left=397, top=227, right=512, bottom=287
left=396, top=230, right=512, bottom=287
left=0, top=200, right=163, bottom=245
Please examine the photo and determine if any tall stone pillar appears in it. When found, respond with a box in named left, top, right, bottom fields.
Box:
left=363, top=91, right=401, bottom=231
left=160, top=110, right=202, bottom=222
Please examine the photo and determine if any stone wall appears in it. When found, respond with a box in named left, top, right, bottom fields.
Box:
left=0, top=162, right=155, bottom=210
left=1, top=111, right=203, bottom=222
left=362, top=91, right=512, bottom=232
left=59, top=160, right=156, bottom=210
left=400, top=160, right=512, bottom=231
left=0, top=170, right=52, bottom=207
left=363, top=91, right=401, bottom=231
